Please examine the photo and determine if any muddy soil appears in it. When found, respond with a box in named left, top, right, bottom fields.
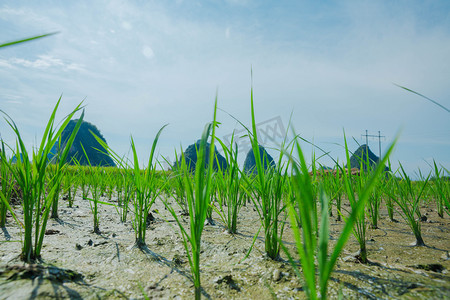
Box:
left=1, top=192, right=449, bottom=299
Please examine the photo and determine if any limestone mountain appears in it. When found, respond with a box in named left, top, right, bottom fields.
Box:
left=173, top=140, right=227, bottom=172
left=243, top=145, right=276, bottom=175
left=58, top=120, right=115, bottom=167
left=348, top=144, right=388, bottom=172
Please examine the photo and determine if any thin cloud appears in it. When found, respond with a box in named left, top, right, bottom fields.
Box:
left=4, top=55, right=85, bottom=72
left=121, top=21, right=132, bottom=30
left=142, top=46, right=155, bottom=59
left=225, top=27, right=231, bottom=39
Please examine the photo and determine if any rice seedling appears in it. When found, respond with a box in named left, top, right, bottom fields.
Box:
left=430, top=160, right=449, bottom=218
left=214, top=135, right=245, bottom=233
left=395, top=84, right=450, bottom=114
left=0, top=97, right=84, bottom=262
left=441, top=166, right=450, bottom=216
left=383, top=160, right=396, bottom=222
left=94, top=125, right=167, bottom=247
left=243, top=159, right=286, bottom=260
left=341, top=138, right=369, bottom=263
left=413, top=169, right=429, bottom=221
left=205, top=173, right=217, bottom=225
left=0, top=32, right=58, bottom=48
left=112, top=164, right=134, bottom=223
left=241, top=86, right=289, bottom=260
left=163, top=97, right=218, bottom=299
left=79, top=167, right=90, bottom=200
left=367, top=183, right=382, bottom=229
left=392, top=164, right=430, bottom=246
left=319, top=164, right=344, bottom=222
left=104, top=168, right=116, bottom=200
left=63, top=167, right=78, bottom=208
left=283, top=132, right=396, bottom=299
left=0, top=140, right=14, bottom=227
left=330, top=166, right=344, bottom=221
left=119, top=170, right=134, bottom=223
left=128, top=134, right=165, bottom=247
left=169, top=151, right=189, bottom=215
left=48, top=165, right=62, bottom=219
left=79, top=145, right=103, bottom=234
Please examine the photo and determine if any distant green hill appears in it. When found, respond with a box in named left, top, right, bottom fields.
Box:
left=173, top=140, right=227, bottom=172
left=348, top=144, right=388, bottom=172
left=243, top=145, right=276, bottom=175
left=58, top=120, right=115, bottom=167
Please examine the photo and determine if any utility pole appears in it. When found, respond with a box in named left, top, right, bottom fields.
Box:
left=377, top=131, right=383, bottom=161
left=361, top=130, right=385, bottom=159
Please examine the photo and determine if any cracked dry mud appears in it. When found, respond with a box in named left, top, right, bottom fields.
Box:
left=1, top=192, right=449, bottom=299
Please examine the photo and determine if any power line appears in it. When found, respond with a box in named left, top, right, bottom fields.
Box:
left=361, top=130, right=386, bottom=159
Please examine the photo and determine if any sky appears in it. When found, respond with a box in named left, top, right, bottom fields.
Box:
left=1, top=0, right=449, bottom=177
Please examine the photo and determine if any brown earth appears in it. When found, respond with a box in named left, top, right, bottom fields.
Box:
left=0, top=192, right=449, bottom=299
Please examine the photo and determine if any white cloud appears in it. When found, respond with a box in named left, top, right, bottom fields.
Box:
left=142, top=45, right=155, bottom=59
left=121, top=21, right=132, bottom=30
left=6, top=100, right=22, bottom=105
left=0, top=55, right=85, bottom=72
left=0, top=6, right=61, bottom=32
left=13, top=55, right=63, bottom=68
left=225, top=27, right=230, bottom=39
left=0, top=60, right=13, bottom=68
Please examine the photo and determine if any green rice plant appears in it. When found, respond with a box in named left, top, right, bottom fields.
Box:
left=0, top=98, right=84, bottom=261
left=431, top=160, right=449, bottom=218
left=0, top=32, right=58, bottom=48
left=0, top=141, right=14, bottom=227
left=47, top=165, right=62, bottom=219
left=97, top=167, right=115, bottom=199
left=128, top=133, right=166, bottom=247
left=99, top=168, right=108, bottom=197
left=119, top=170, right=134, bottom=223
left=392, top=164, right=430, bottom=246
left=214, top=135, right=245, bottom=233
left=50, top=180, right=62, bottom=219
left=79, top=167, right=90, bottom=200
left=384, top=181, right=396, bottom=222
left=367, top=182, right=382, bottom=229
left=105, top=168, right=115, bottom=200
left=63, top=167, right=78, bottom=208
left=240, top=86, right=290, bottom=260
left=320, top=165, right=344, bottom=220
left=94, top=125, right=167, bottom=247
left=115, top=170, right=124, bottom=205
left=113, top=164, right=134, bottom=223
left=341, top=138, right=370, bottom=263
left=169, top=151, right=189, bottom=215
left=205, top=172, right=217, bottom=225
left=163, top=98, right=218, bottom=299
left=383, top=160, right=396, bottom=222
left=441, top=166, right=450, bottom=216
left=395, top=84, right=450, bottom=114
left=79, top=146, right=103, bottom=234
left=319, top=169, right=333, bottom=217
left=413, top=169, right=428, bottom=220
left=283, top=133, right=396, bottom=299
left=331, top=166, right=344, bottom=221
left=309, top=152, right=320, bottom=204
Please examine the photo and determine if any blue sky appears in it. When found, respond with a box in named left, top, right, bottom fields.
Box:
left=1, top=0, right=449, bottom=176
